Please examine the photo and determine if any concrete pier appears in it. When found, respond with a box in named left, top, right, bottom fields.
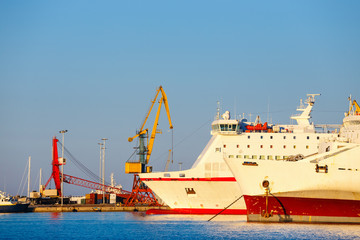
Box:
left=30, top=204, right=170, bottom=212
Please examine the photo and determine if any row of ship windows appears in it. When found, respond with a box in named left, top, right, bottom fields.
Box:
left=217, top=145, right=311, bottom=150
left=163, top=173, right=185, bottom=177
left=247, top=135, right=320, bottom=140
left=229, top=155, right=290, bottom=160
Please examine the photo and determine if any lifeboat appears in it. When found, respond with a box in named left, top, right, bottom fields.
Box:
left=246, top=122, right=268, bottom=131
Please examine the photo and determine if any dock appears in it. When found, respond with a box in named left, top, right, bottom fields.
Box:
left=29, top=204, right=170, bottom=213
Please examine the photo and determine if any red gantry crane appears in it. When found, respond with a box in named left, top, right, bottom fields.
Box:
left=43, top=137, right=131, bottom=203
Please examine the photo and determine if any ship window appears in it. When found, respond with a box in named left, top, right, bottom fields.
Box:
left=223, top=144, right=226, bottom=148
left=220, top=124, right=228, bottom=131
left=317, top=136, right=320, bottom=140
left=244, top=155, right=250, bottom=159
left=252, top=155, right=257, bottom=159
left=283, top=136, right=286, bottom=139
left=248, top=136, right=250, bottom=139
left=236, top=145, right=239, bottom=148
left=228, top=155, right=234, bottom=158
left=307, top=136, right=310, bottom=140
left=283, top=145, right=286, bottom=149
left=283, top=156, right=287, bottom=159
left=215, top=148, right=221, bottom=152
left=236, top=155, right=242, bottom=159
left=247, top=145, right=250, bottom=148
left=164, top=173, right=170, bottom=177
left=306, top=145, right=309, bottom=149
left=293, top=145, right=296, bottom=149
left=259, top=155, right=265, bottom=160
left=270, top=145, right=273, bottom=148
left=293, top=136, right=296, bottom=139
left=260, top=136, right=263, bottom=139
left=267, top=155, right=273, bottom=160
left=179, top=173, right=185, bottom=177
left=275, top=155, right=281, bottom=160
left=260, top=145, right=263, bottom=148
left=270, top=136, right=273, bottom=139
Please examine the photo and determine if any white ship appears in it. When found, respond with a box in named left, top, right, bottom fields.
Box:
left=225, top=96, right=360, bottom=223
left=140, top=94, right=339, bottom=214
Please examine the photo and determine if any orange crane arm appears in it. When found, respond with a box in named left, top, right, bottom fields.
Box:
left=353, top=100, right=360, bottom=113
left=146, top=86, right=173, bottom=164
left=128, top=86, right=173, bottom=142
left=348, top=99, right=360, bottom=116
left=159, top=86, right=173, bottom=130
left=127, top=85, right=173, bottom=165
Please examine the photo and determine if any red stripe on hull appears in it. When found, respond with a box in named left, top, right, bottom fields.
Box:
left=244, top=195, right=360, bottom=220
left=146, top=208, right=247, bottom=215
left=140, top=177, right=236, bottom=182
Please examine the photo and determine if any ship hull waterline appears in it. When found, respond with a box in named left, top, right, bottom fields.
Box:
left=141, top=176, right=246, bottom=215
left=0, top=203, right=30, bottom=213
left=244, top=195, right=360, bottom=224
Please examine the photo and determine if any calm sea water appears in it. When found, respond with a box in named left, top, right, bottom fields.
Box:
left=1, top=212, right=360, bottom=239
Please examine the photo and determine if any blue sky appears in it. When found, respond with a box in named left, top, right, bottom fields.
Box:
left=1, top=1, right=359, bottom=195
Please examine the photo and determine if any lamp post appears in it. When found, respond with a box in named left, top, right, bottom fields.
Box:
left=98, top=143, right=103, bottom=186
left=59, top=130, right=68, bottom=207
left=101, top=138, right=108, bottom=204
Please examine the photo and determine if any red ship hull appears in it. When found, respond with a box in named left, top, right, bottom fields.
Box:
left=244, top=195, right=360, bottom=223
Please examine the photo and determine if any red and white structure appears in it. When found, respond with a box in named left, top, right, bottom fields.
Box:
left=225, top=96, right=360, bottom=223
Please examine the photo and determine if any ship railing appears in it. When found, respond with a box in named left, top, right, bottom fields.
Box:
left=314, top=124, right=341, bottom=133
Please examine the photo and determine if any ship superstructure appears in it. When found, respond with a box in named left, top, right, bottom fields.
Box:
left=225, top=96, right=360, bottom=223
left=140, top=94, right=339, bottom=214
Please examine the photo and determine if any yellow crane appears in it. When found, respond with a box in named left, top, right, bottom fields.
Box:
left=347, top=98, right=360, bottom=116
left=125, top=85, right=173, bottom=174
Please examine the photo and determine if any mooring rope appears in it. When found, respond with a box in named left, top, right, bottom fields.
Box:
left=207, top=195, right=243, bottom=221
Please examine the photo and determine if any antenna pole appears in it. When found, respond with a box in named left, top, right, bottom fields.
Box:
left=101, top=138, right=108, bottom=204
left=27, top=156, right=31, bottom=198
left=39, top=168, right=42, bottom=193
left=59, top=130, right=68, bottom=207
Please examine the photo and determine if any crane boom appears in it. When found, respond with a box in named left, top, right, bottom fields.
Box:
left=126, top=85, right=173, bottom=173
left=353, top=100, right=360, bottom=113
left=347, top=97, right=360, bottom=116
left=62, top=174, right=130, bottom=196
left=128, top=86, right=173, bottom=142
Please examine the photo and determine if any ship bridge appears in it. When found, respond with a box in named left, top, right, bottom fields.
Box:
left=211, top=111, right=240, bottom=135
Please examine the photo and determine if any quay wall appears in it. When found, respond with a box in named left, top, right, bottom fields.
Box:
left=30, top=204, right=170, bottom=212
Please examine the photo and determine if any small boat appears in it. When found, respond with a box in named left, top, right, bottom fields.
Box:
left=0, top=190, right=30, bottom=213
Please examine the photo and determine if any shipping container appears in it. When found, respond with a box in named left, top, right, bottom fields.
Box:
left=85, top=199, right=95, bottom=204
left=96, top=194, right=110, bottom=200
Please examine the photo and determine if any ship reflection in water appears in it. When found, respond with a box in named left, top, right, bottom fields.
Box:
left=1, top=212, right=360, bottom=239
